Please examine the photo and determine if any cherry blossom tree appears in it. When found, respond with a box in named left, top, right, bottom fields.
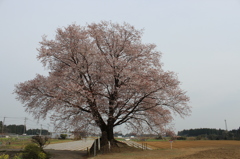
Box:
left=14, top=21, right=190, bottom=149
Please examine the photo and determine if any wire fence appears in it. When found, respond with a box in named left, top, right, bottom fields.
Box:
left=87, top=138, right=151, bottom=157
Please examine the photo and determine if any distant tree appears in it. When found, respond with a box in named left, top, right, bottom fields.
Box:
left=60, top=134, right=67, bottom=139
left=31, top=135, right=50, bottom=150
left=178, top=128, right=234, bottom=140
left=5, top=124, right=25, bottom=134
left=155, top=135, right=163, bottom=140
left=229, top=129, right=240, bottom=140
left=14, top=21, right=190, bottom=150
left=165, top=130, right=175, bottom=137
left=176, top=136, right=186, bottom=140
left=26, top=129, right=50, bottom=135
left=114, top=131, right=123, bottom=137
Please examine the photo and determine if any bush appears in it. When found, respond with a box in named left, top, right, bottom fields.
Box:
left=155, top=135, right=163, bottom=140
left=22, top=143, right=49, bottom=159
left=73, top=134, right=81, bottom=140
left=22, top=143, right=41, bottom=159
left=0, top=153, right=22, bottom=159
left=0, top=154, right=9, bottom=159
left=195, top=135, right=206, bottom=140
left=37, top=152, right=47, bottom=159
left=176, top=136, right=187, bottom=140
left=195, top=135, right=201, bottom=140
left=12, top=154, right=23, bottom=159
left=31, top=135, right=49, bottom=150
left=60, top=134, right=67, bottom=139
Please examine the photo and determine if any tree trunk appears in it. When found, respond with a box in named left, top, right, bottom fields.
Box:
left=90, top=124, right=119, bottom=154
left=100, top=124, right=117, bottom=151
left=106, top=124, right=114, bottom=143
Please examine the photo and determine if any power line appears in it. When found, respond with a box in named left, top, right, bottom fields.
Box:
left=1, top=117, right=25, bottom=119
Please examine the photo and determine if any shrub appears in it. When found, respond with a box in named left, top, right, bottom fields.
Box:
left=38, top=152, right=47, bottom=159
left=155, top=135, right=163, bottom=140
left=176, top=136, right=186, bottom=140
left=22, top=135, right=51, bottom=159
left=31, top=135, right=49, bottom=150
left=60, top=134, right=67, bottom=139
left=195, top=135, right=201, bottom=140
left=195, top=135, right=206, bottom=140
left=73, top=134, right=81, bottom=140
left=0, top=153, right=22, bottom=159
left=22, top=143, right=49, bottom=159
left=22, top=143, right=41, bottom=159
left=12, top=154, right=23, bottom=159
left=0, top=154, right=9, bottom=159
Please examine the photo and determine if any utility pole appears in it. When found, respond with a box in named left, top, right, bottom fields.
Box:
left=225, top=119, right=228, bottom=131
left=24, top=117, right=27, bottom=134
left=47, top=124, right=50, bottom=136
left=2, top=117, right=6, bottom=135
left=40, top=124, right=42, bottom=136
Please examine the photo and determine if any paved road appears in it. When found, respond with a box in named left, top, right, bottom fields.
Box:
left=44, top=138, right=95, bottom=151
left=44, top=138, right=152, bottom=151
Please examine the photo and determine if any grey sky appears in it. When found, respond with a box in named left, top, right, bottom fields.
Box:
left=1, top=0, right=240, bottom=133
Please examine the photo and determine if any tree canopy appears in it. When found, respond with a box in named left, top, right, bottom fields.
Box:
left=14, top=21, right=190, bottom=145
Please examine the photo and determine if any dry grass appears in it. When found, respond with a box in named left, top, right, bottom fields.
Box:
left=90, top=140, right=240, bottom=159
left=0, top=138, right=75, bottom=150
left=141, top=140, right=240, bottom=149
left=89, top=149, right=198, bottom=159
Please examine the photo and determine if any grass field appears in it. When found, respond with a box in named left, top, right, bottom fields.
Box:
left=0, top=137, right=74, bottom=149
left=1, top=138, right=240, bottom=158
left=141, top=140, right=240, bottom=149
left=92, top=140, right=240, bottom=159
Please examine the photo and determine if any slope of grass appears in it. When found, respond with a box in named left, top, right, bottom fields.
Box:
left=0, top=137, right=75, bottom=149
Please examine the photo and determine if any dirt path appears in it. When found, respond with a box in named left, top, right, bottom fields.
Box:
left=46, top=150, right=87, bottom=159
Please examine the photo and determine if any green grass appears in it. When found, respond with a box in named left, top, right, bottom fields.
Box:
left=0, top=137, right=75, bottom=150
left=115, top=138, right=125, bottom=141
left=48, top=139, right=74, bottom=144
left=0, top=137, right=32, bottom=149
left=143, top=138, right=165, bottom=142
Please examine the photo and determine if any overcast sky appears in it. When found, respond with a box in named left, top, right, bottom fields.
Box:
left=1, top=0, right=240, bottom=133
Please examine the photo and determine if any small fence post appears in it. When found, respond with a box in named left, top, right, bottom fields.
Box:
left=87, top=147, right=90, bottom=157
left=108, top=141, right=111, bottom=152
left=94, top=140, right=96, bottom=156
left=98, top=137, right=100, bottom=151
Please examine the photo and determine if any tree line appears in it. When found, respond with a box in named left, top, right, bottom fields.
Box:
left=0, top=121, right=50, bottom=135
left=178, top=128, right=240, bottom=140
